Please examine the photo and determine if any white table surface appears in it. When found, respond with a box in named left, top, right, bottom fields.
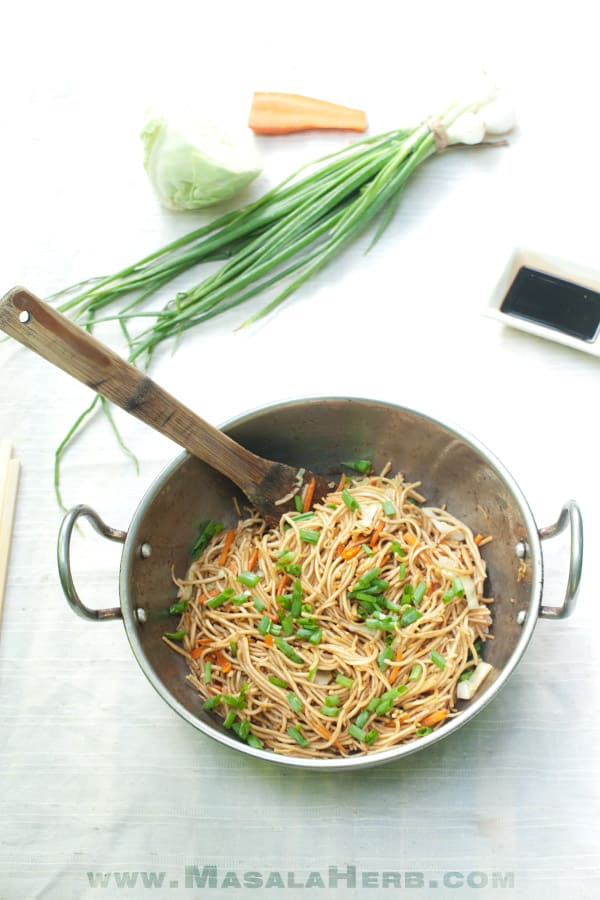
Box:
left=1, top=2, right=598, bottom=898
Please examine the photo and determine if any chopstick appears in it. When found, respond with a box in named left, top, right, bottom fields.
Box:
left=0, top=441, right=20, bottom=624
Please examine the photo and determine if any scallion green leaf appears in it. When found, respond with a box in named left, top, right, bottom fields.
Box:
left=341, top=459, right=372, bottom=474
left=268, top=675, right=288, bottom=688
left=204, top=661, right=212, bottom=683
left=286, top=693, right=304, bottom=713
left=202, top=695, right=221, bottom=711
left=238, top=571, right=261, bottom=588
left=191, top=520, right=224, bottom=559
left=341, top=488, right=360, bottom=511
left=335, top=674, right=354, bottom=688
left=349, top=724, right=367, bottom=742
left=274, top=637, right=304, bottom=665
left=299, top=528, right=320, bottom=545
left=258, top=614, right=272, bottom=635
left=287, top=725, right=309, bottom=748
left=382, top=500, right=396, bottom=516
left=168, top=600, right=188, bottom=615
left=430, top=650, right=446, bottom=670
left=164, top=629, right=186, bottom=641
left=205, top=588, right=234, bottom=609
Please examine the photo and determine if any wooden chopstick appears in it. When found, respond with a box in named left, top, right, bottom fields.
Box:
left=0, top=441, right=21, bottom=624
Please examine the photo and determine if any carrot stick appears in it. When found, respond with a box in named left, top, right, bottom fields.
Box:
left=215, top=649, right=232, bottom=674
left=420, top=709, right=448, bottom=728
left=277, top=573, right=290, bottom=594
left=370, top=520, right=385, bottom=548
left=248, top=547, right=259, bottom=571
left=302, top=475, right=317, bottom=513
left=313, top=721, right=346, bottom=755
left=249, top=92, right=367, bottom=135
left=387, top=646, right=403, bottom=683
left=264, top=633, right=274, bottom=646
left=217, top=530, right=235, bottom=567
left=340, top=543, right=362, bottom=560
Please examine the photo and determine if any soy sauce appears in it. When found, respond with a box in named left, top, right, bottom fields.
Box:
left=501, top=265, right=600, bottom=342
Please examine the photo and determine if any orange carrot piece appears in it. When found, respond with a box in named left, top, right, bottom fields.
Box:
left=404, top=532, right=418, bottom=547
left=249, top=92, right=367, bottom=135
left=302, top=475, right=317, bottom=513
left=277, top=573, right=290, bottom=594
left=420, top=709, right=449, bottom=728
left=215, top=649, right=232, bottom=674
left=387, top=646, right=404, bottom=683
left=264, top=633, right=274, bottom=646
left=313, top=721, right=346, bottom=755
left=190, top=646, right=204, bottom=660
left=248, top=547, right=259, bottom=571
left=217, top=529, right=235, bottom=567
left=341, top=543, right=362, bottom=560
left=370, top=520, right=385, bottom=548
left=474, top=533, right=484, bottom=545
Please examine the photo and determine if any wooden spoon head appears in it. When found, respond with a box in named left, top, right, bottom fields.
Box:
left=244, top=463, right=335, bottom=524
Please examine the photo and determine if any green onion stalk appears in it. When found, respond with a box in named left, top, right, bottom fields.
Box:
left=50, top=80, right=513, bottom=507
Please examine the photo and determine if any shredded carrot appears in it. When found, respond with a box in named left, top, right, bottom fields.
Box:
left=313, top=721, right=346, bottom=755
left=404, top=532, right=418, bottom=547
left=420, top=709, right=449, bottom=728
left=190, top=646, right=204, bottom=660
left=217, top=529, right=235, bottom=567
left=370, top=520, right=385, bottom=548
left=474, top=533, right=484, bottom=545
left=387, top=646, right=404, bottom=683
left=215, top=649, right=232, bottom=674
left=277, top=573, right=290, bottom=594
left=341, top=543, right=362, bottom=560
left=264, top=633, right=274, bottom=646
left=302, top=475, right=317, bottom=513
left=249, top=91, right=367, bottom=135
left=248, top=547, right=259, bottom=571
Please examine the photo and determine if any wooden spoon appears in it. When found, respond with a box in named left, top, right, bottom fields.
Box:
left=0, top=286, right=333, bottom=521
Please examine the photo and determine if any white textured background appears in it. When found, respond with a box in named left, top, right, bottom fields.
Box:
left=0, top=1, right=598, bottom=898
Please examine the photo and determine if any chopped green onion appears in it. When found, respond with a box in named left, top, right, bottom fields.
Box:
left=459, top=668, right=475, bottom=682
left=285, top=564, right=302, bottom=576
left=191, top=520, right=224, bottom=559
left=223, top=692, right=246, bottom=709
left=364, top=729, right=379, bottom=745
left=367, top=696, right=381, bottom=713
left=307, top=665, right=318, bottom=682
left=341, top=459, right=372, bottom=474
left=299, top=529, right=320, bottom=545
left=355, top=710, right=370, bottom=728
left=366, top=615, right=397, bottom=632
left=398, top=562, right=406, bottom=579
left=319, top=705, right=339, bottom=717
left=431, top=650, right=446, bottom=670
left=231, top=591, right=252, bottom=605
left=355, top=567, right=380, bottom=589
left=204, top=661, right=212, bottom=683
left=308, top=628, right=323, bottom=645
left=325, top=694, right=341, bottom=707
left=247, top=733, right=264, bottom=750
left=164, top=629, right=186, bottom=641
left=281, top=614, right=294, bottom=636
left=223, top=710, right=237, bottom=728
left=400, top=607, right=422, bottom=627
left=233, top=719, right=251, bottom=740
left=453, top=576, right=465, bottom=596
left=168, top=600, right=188, bottom=615
left=416, top=726, right=433, bottom=737
left=378, top=644, right=395, bottom=670
left=238, top=571, right=261, bottom=588
left=390, top=541, right=407, bottom=557
left=335, top=674, right=354, bottom=688
left=291, top=511, right=315, bottom=522
left=287, top=725, right=309, bottom=747
left=286, top=693, right=304, bottom=713
left=409, top=664, right=422, bottom=681
left=349, top=724, right=367, bottom=742
left=270, top=622, right=282, bottom=635
left=229, top=640, right=238, bottom=657
left=274, top=637, right=304, bottom=665
left=382, top=500, right=396, bottom=516
left=202, top=695, right=221, bottom=711
left=276, top=550, right=295, bottom=567
left=206, top=588, right=234, bottom=609
left=413, top=582, right=427, bottom=605
left=268, top=675, right=288, bottom=688
left=363, top=544, right=374, bottom=557
left=252, top=596, right=265, bottom=612
left=341, top=488, right=360, bottom=511
left=258, top=614, right=272, bottom=635
left=294, top=494, right=303, bottom=513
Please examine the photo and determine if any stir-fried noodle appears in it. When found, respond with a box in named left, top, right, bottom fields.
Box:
left=165, top=468, right=493, bottom=757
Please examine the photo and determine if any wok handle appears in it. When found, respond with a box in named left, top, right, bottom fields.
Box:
left=58, top=505, right=126, bottom=621
left=538, top=500, right=583, bottom=619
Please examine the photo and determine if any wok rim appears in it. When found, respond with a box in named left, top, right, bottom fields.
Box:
left=119, top=396, right=543, bottom=771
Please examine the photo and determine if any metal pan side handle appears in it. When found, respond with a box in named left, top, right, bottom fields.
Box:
left=538, top=499, right=583, bottom=619
left=57, top=504, right=126, bottom=621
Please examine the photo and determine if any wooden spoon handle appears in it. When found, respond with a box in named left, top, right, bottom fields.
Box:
left=0, top=286, right=272, bottom=489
